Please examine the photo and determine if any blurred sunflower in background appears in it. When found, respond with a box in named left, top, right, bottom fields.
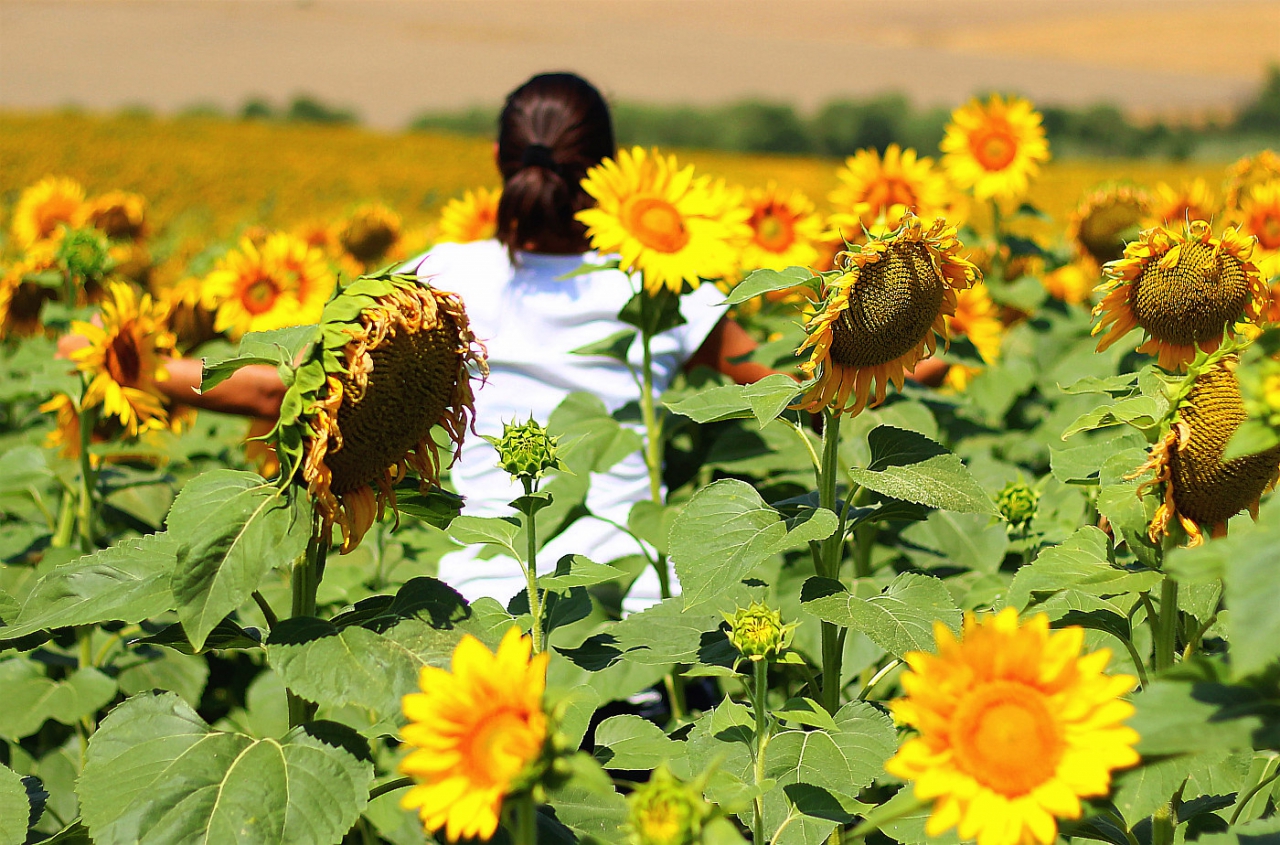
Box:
left=886, top=609, right=1138, bottom=845
left=0, top=243, right=59, bottom=338
left=77, top=190, right=147, bottom=241
left=204, top=232, right=335, bottom=338
left=1235, top=180, right=1280, bottom=254
left=1147, top=178, right=1216, bottom=229
left=337, top=202, right=403, bottom=267
left=1136, top=351, right=1280, bottom=545
left=739, top=183, right=823, bottom=273
left=829, top=144, right=951, bottom=235
left=795, top=213, right=980, bottom=416
left=1093, top=220, right=1265, bottom=370
left=577, top=146, right=749, bottom=295
left=1068, top=185, right=1152, bottom=270
left=68, top=281, right=176, bottom=437
left=941, top=94, right=1050, bottom=201
left=947, top=282, right=1004, bottom=365
left=1041, top=263, right=1096, bottom=306
left=9, top=176, right=85, bottom=250
left=1224, top=149, right=1280, bottom=211
left=293, top=273, right=486, bottom=551
left=438, top=187, right=501, bottom=244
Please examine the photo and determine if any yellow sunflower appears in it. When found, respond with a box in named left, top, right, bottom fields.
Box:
left=204, top=232, right=336, bottom=339
left=400, top=627, right=549, bottom=842
left=1259, top=251, right=1280, bottom=324
left=10, top=176, right=85, bottom=250
left=77, top=190, right=147, bottom=241
left=948, top=282, right=1003, bottom=365
left=298, top=274, right=486, bottom=552
left=1068, top=185, right=1152, bottom=270
left=830, top=145, right=951, bottom=235
left=739, top=183, right=823, bottom=273
left=1147, top=178, right=1216, bottom=229
left=886, top=609, right=1138, bottom=845
left=1224, top=149, right=1280, bottom=211
left=69, top=281, right=176, bottom=437
left=1092, top=221, right=1266, bottom=370
left=795, top=214, right=980, bottom=416
left=1236, top=180, right=1280, bottom=254
left=1135, top=353, right=1280, bottom=546
left=578, top=146, right=749, bottom=295
left=0, top=242, right=59, bottom=338
left=941, top=95, right=1050, bottom=202
left=1041, top=263, right=1096, bottom=306
left=337, top=203, right=403, bottom=265
left=438, top=187, right=501, bottom=244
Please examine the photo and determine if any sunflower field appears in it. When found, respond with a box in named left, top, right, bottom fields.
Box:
left=2, top=94, right=1280, bottom=845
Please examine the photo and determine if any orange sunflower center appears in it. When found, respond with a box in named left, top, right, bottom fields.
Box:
left=1249, top=208, right=1280, bottom=251
left=624, top=196, right=691, bottom=254
left=863, top=178, right=918, bottom=217
left=752, top=206, right=797, bottom=253
left=240, top=274, right=282, bottom=315
left=464, top=709, right=538, bottom=787
left=969, top=124, right=1019, bottom=172
left=951, top=680, right=1063, bottom=796
left=105, top=328, right=143, bottom=386
left=1129, top=240, right=1250, bottom=347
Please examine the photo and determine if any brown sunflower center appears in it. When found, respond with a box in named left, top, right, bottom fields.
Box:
left=241, top=275, right=281, bottom=315
left=1249, top=208, right=1280, bottom=251
left=624, top=196, right=691, bottom=254
left=951, top=680, right=1063, bottom=796
left=1078, top=198, right=1146, bottom=265
left=91, top=205, right=142, bottom=240
left=1128, top=240, right=1251, bottom=347
left=342, top=218, right=398, bottom=263
left=827, top=242, right=946, bottom=368
left=752, top=206, right=796, bottom=253
left=970, top=126, right=1018, bottom=172
left=105, top=328, right=143, bottom=386
left=1168, top=363, right=1280, bottom=528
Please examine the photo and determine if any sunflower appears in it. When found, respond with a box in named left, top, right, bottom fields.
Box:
left=40, top=393, right=85, bottom=460
left=10, top=176, right=85, bottom=250
left=829, top=145, right=951, bottom=235
left=1068, top=185, right=1152, bottom=270
left=400, top=627, right=549, bottom=842
left=941, top=95, right=1050, bottom=202
left=438, top=187, right=501, bottom=244
left=337, top=203, right=402, bottom=265
left=577, top=146, right=749, bottom=295
left=204, top=232, right=336, bottom=339
left=795, top=214, right=980, bottom=416
left=739, top=183, right=823, bottom=273
left=1147, top=178, right=1216, bottom=229
left=1041, top=263, right=1096, bottom=306
left=1236, top=180, right=1280, bottom=253
left=77, top=191, right=147, bottom=241
left=1224, top=149, right=1280, bottom=211
left=295, top=273, right=486, bottom=552
left=1259, top=251, right=1280, bottom=324
left=1092, top=221, right=1266, bottom=370
left=1135, top=353, right=1280, bottom=546
left=0, top=242, right=59, bottom=338
left=948, top=282, right=1003, bottom=365
left=157, top=275, right=220, bottom=352
left=886, top=609, right=1138, bottom=845
left=69, top=281, right=176, bottom=437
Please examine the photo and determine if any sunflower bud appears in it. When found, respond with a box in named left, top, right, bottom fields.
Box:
left=997, top=480, right=1038, bottom=527
left=489, top=417, right=564, bottom=482
left=626, top=766, right=713, bottom=845
left=57, top=226, right=113, bottom=282
left=723, top=601, right=796, bottom=663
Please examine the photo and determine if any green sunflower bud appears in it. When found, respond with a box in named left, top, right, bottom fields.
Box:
left=486, top=417, right=564, bottom=482
left=627, top=765, right=713, bottom=845
left=57, top=226, right=113, bottom=281
left=723, top=601, right=796, bottom=663
left=997, top=480, right=1038, bottom=527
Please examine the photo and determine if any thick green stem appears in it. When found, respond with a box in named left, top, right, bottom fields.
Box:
left=76, top=403, right=98, bottom=552
left=513, top=792, right=538, bottom=845
left=817, top=410, right=845, bottom=714
left=1155, top=576, right=1179, bottom=673
left=990, top=198, right=1005, bottom=281
left=287, top=521, right=326, bottom=727
left=753, top=658, right=769, bottom=845
left=51, top=488, right=76, bottom=548
left=522, top=477, right=544, bottom=654
left=639, top=297, right=664, bottom=505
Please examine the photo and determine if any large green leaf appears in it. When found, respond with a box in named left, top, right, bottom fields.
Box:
left=801, top=573, right=961, bottom=657
left=545, top=753, right=629, bottom=845
left=0, top=658, right=117, bottom=740
left=167, top=470, right=311, bottom=650
left=592, top=714, right=682, bottom=770
left=0, top=765, right=29, bottom=845
left=847, top=427, right=998, bottom=515
left=664, top=375, right=806, bottom=428
left=0, top=533, right=177, bottom=643
left=1004, top=527, right=1160, bottom=611
left=900, top=511, right=1008, bottom=574
left=79, top=692, right=373, bottom=845
left=1216, top=498, right=1280, bottom=678
left=670, top=480, right=836, bottom=609
left=724, top=266, right=819, bottom=305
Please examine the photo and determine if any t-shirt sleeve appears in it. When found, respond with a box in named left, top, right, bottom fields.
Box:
left=669, top=282, right=729, bottom=359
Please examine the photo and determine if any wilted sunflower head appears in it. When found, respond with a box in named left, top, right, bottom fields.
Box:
left=1068, top=185, right=1152, bottom=268
left=1135, top=352, right=1280, bottom=546
left=795, top=213, right=981, bottom=416
left=1092, top=220, right=1266, bottom=370
left=337, top=203, right=402, bottom=265
left=10, top=176, right=85, bottom=250
left=288, top=273, right=487, bottom=552
left=77, top=191, right=147, bottom=241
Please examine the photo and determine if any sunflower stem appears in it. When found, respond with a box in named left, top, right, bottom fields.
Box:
left=638, top=294, right=665, bottom=506
left=367, top=776, right=414, bottom=802
left=513, top=791, right=538, bottom=845
left=521, top=476, right=544, bottom=654
left=75, top=401, right=99, bottom=553
left=817, top=410, right=845, bottom=714
left=989, top=198, right=1004, bottom=281
left=287, top=516, right=325, bottom=727
left=51, top=487, right=76, bottom=548
left=1155, top=576, right=1179, bottom=673
left=752, top=657, right=770, bottom=845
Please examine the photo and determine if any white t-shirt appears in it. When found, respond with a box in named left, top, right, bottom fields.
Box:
left=405, top=240, right=727, bottom=610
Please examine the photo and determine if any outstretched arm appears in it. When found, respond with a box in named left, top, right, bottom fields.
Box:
left=158, top=357, right=286, bottom=419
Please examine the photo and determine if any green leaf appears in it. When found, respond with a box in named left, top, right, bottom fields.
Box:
left=0, top=658, right=117, bottom=740
left=670, top=480, right=836, bottom=609
left=199, top=324, right=314, bottom=391
left=539, top=555, right=625, bottom=591
left=0, top=445, right=52, bottom=495
left=570, top=329, right=636, bottom=362
left=774, top=697, right=839, bottom=732
left=0, top=533, right=176, bottom=643
left=900, top=511, right=1009, bottom=574
left=448, top=515, right=522, bottom=559
left=1005, top=527, right=1160, bottom=611
left=664, top=375, right=805, bottom=428
left=117, top=648, right=210, bottom=707
left=848, top=427, right=998, bottom=515
left=618, top=287, right=687, bottom=337
left=0, top=765, right=30, bottom=845
left=80, top=692, right=373, bottom=845
left=1221, top=503, right=1280, bottom=678
left=394, top=486, right=463, bottom=530
left=1062, top=395, right=1162, bottom=438
left=544, top=753, right=629, bottom=845
left=167, top=470, right=312, bottom=651
left=801, top=572, right=961, bottom=657
left=1049, top=430, right=1146, bottom=485
left=592, top=714, right=682, bottom=769
left=1059, top=372, right=1140, bottom=396
left=724, top=266, right=819, bottom=306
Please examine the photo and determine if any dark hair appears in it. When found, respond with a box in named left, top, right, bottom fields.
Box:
left=495, top=73, right=615, bottom=256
